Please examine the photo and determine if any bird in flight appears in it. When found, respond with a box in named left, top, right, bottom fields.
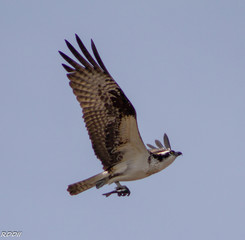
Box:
left=59, top=35, right=182, bottom=197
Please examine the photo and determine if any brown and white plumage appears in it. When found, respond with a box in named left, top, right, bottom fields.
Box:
left=59, top=35, right=182, bottom=197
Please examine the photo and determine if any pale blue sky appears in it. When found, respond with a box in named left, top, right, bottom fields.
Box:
left=1, top=0, right=245, bottom=239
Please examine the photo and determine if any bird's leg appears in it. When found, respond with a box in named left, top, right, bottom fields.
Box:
left=102, top=182, right=131, bottom=197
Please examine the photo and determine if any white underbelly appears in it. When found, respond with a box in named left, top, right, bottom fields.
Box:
left=108, top=154, right=176, bottom=184
left=108, top=154, right=150, bottom=183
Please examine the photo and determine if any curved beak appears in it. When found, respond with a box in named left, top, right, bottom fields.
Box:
left=175, top=151, right=182, bottom=157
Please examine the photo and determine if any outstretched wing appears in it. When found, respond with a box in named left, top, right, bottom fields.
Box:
left=59, top=35, right=147, bottom=170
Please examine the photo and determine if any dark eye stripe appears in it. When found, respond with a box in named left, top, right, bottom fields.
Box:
left=152, top=152, right=171, bottom=161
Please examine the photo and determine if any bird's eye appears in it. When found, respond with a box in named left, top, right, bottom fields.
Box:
left=170, top=151, right=174, bottom=155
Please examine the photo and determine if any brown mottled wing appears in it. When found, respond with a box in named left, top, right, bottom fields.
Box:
left=59, top=35, right=147, bottom=170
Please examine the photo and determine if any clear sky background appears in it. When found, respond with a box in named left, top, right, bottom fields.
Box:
left=1, top=0, right=245, bottom=239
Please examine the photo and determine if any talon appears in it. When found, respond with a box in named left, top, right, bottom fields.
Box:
left=116, top=186, right=130, bottom=197
left=102, top=185, right=131, bottom=197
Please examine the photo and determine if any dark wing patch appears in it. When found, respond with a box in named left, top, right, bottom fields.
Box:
left=59, top=35, right=138, bottom=170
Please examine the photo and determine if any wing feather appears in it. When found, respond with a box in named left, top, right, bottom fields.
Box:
left=155, top=139, right=164, bottom=148
left=60, top=35, right=147, bottom=170
left=75, top=34, right=101, bottom=70
left=62, top=64, right=74, bottom=72
left=65, top=40, right=93, bottom=69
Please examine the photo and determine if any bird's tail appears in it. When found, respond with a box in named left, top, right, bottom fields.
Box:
left=67, top=171, right=110, bottom=195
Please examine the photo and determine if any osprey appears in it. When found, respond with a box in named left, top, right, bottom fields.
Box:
left=59, top=35, right=182, bottom=197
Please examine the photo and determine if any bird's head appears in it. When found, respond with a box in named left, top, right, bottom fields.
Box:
left=147, top=133, right=182, bottom=161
